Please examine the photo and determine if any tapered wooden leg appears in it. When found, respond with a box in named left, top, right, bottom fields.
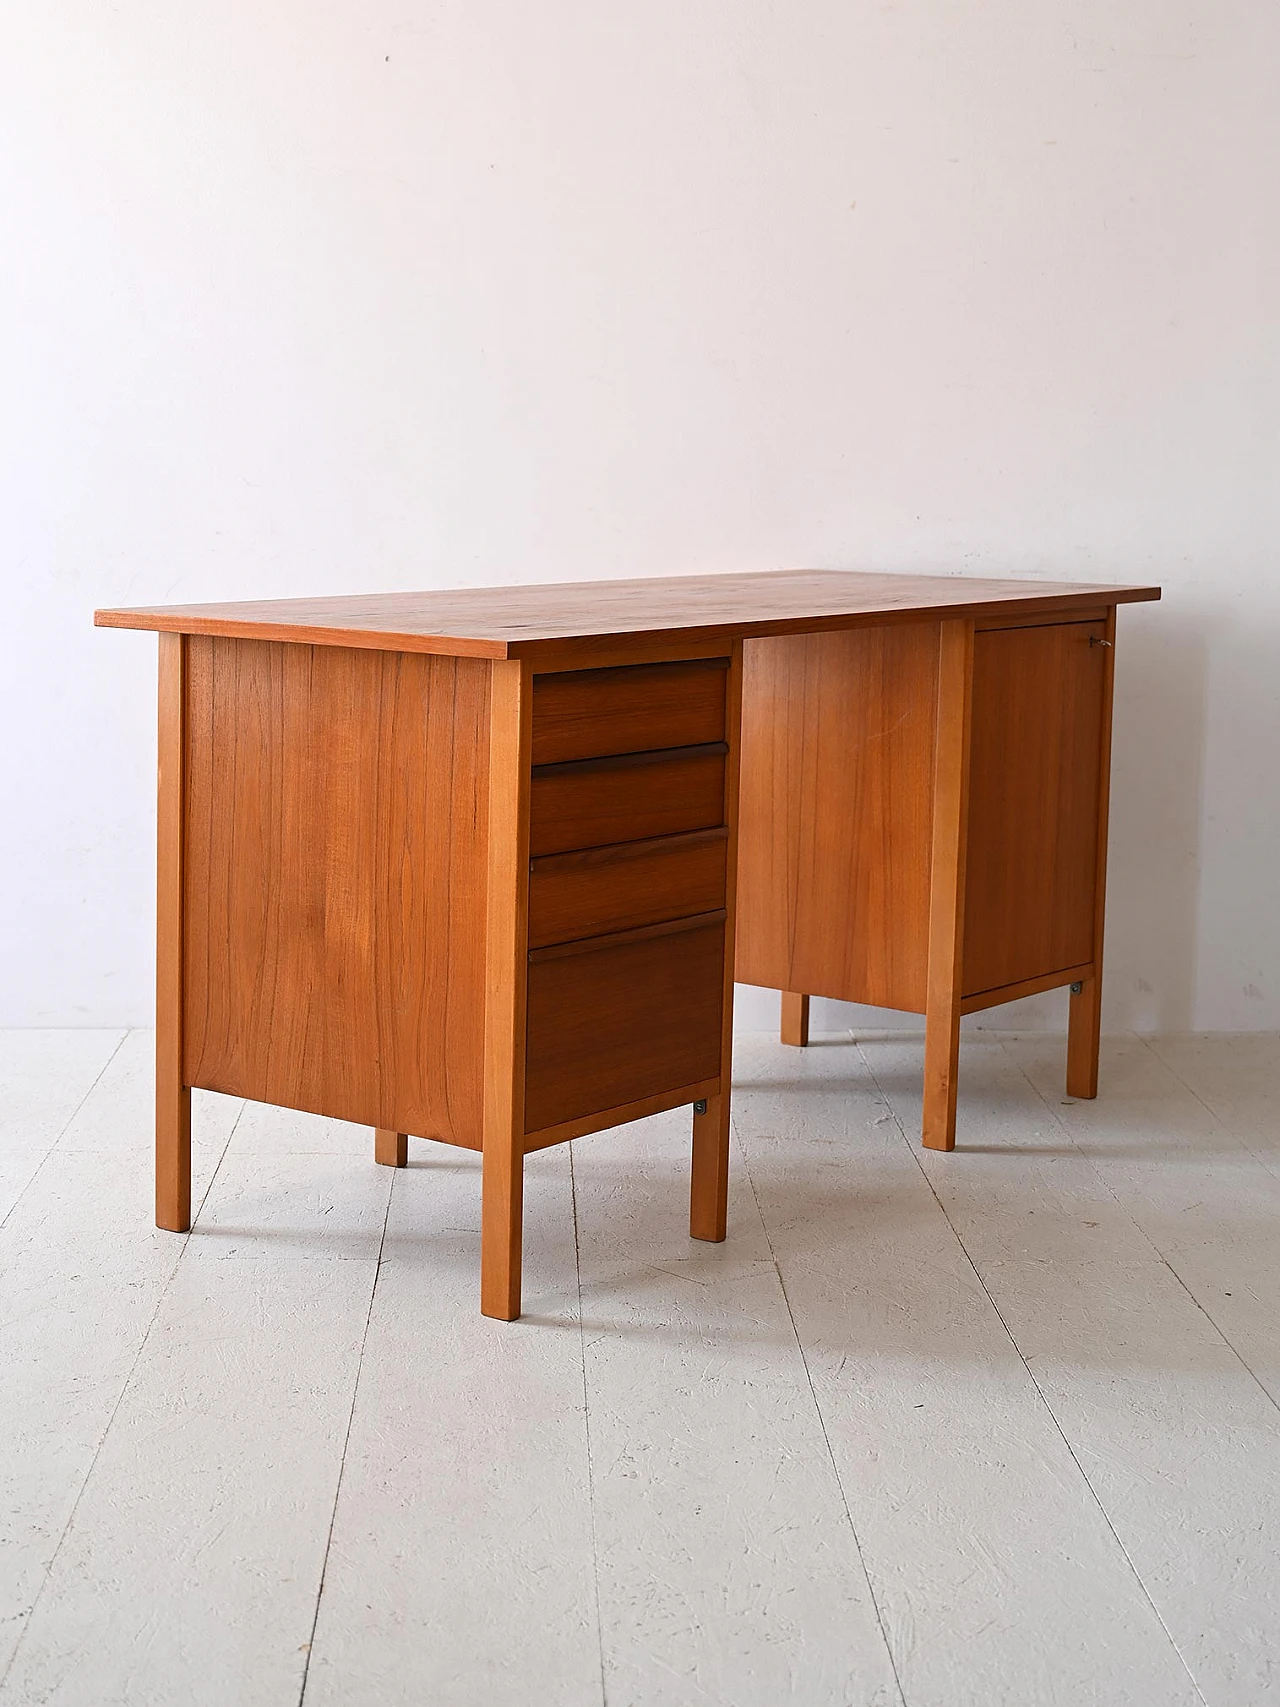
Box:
left=690, top=1094, right=730, bottom=1242
left=922, top=619, right=975, bottom=1153
left=780, top=991, right=810, bottom=1047
left=1066, top=978, right=1102, bottom=1098
left=922, top=1004, right=963, bottom=1152
left=156, top=631, right=192, bottom=1231
left=1066, top=606, right=1116, bottom=1103
left=690, top=644, right=742, bottom=1244
left=480, top=658, right=532, bottom=1321
left=374, top=1128, right=408, bottom=1167
left=481, top=1137, right=524, bottom=1320
left=156, top=1084, right=191, bottom=1232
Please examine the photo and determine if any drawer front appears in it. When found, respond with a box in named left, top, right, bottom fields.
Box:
left=524, top=915, right=725, bottom=1133
left=531, top=658, right=728, bottom=766
left=528, top=827, right=729, bottom=950
left=529, top=744, right=726, bottom=857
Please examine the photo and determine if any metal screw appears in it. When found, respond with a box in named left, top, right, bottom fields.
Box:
left=693, top=1099, right=708, bottom=1115
left=1070, top=981, right=1083, bottom=994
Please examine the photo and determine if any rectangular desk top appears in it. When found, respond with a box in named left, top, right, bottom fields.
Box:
left=96, top=569, right=1160, bottom=666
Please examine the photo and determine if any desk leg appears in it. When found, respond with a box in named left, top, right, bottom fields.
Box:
left=922, top=619, right=974, bottom=1152
left=1066, top=608, right=1116, bottom=1099
left=1067, top=981, right=1101, bottom=1098
left=156, top=632, right=191, bottom=1231
left=690, top=1095, right=730, bottom=1241
left=690, top=642, right=742, bottom=1243
left=482, top=1126, right=524, bottom=1320
left=780, top=992, right=810, bottom=1047
left=374, top=1129, right=408, bottom=1167
left=481, top=660, right=532, bottom=1321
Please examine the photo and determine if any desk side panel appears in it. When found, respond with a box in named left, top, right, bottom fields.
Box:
left=735, top=627, right=937, bottom=1012
left=182, top=636, right=489, bottom=1145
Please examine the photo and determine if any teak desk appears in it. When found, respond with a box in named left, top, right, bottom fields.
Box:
left=96, top=571, right=1159, bottom=1319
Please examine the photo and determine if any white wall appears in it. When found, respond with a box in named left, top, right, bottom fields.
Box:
left=1, top=2, right=1276, bottom=1031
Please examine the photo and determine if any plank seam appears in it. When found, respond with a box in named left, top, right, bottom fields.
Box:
left=738, top=1112, right=909, bottom=1707
left=855, top=1038, right=1212, bottom=1707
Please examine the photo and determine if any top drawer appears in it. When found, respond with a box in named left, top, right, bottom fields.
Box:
left=531, top=658, right=728, bottom=765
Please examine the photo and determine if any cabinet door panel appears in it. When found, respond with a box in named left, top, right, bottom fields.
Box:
left=963, top=621, right=1107, bottom=996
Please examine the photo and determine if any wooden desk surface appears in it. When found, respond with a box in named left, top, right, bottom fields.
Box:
left=95, top=569, right=1159, bottom=666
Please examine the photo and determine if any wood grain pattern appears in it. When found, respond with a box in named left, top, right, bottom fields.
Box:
left=780, top=992, right=810, bottom=1047
left=182, top=636, right=490, bottom=1146
left=1067, top=606, right=1119, bottom=1098
left=374, top=1129, right=408, bottom=1168
left=522, top=1078, right=720, bottom=1153
left=527, top=910, right=727, bottom=965
left=735, top=624, right=939, bottom=1012
left=530, top=658, right=727, bottom=764
left=527, top=828, right=728, bottom=950
left=155, top=631, right=191, bottom=1233
left=690, top=642, right=744, bottom=1244
left=95, top=569, right=1161, bottom=668
left=529, top=744, right=726, bottom=857
left=524, top=917, right=725, bottom=1135
left=974, top=605, right=1108, bottom=633
left=961, top=961, right=1092, bottom=1016
left=481, top=659, right=533, bottom=1321
left=922, top=619, right=975, bottom=1153
left=962, top=620, right=1108, bottom=997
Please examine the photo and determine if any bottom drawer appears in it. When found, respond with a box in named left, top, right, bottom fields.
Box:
left=524, top=914, right=724, bottom=1134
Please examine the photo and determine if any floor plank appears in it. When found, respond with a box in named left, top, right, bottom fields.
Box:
left=875, top=1033, right=1279, bottom=1707
left=301, top=1146, right=601, bottom=1707
left=0, top=1030, right=125, bottom=1223
left=1146, top=1034, right=1280, bottom=1169
left=4, top=1030, right=1279, bottom=1707
left=1008, top=1033, right=1280, bottom=1409
left=574, top=1105, right=902, bottom=1707
left=0, top=1035, right=242, bottom=1680
left=0, top=1245, right=379, bottom=1707
left=735, top=1033, right=1202, bottom=1707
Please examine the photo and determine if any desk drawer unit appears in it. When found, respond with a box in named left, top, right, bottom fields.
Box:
left=523, top=655, right=734, bottom=1137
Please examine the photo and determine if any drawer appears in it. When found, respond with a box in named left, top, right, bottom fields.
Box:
left=528, top=827, right=729, bottom=949
left=529, top=743, right=726, bottom=857
left=531, top=658, right=728, bottom=765
left=524, top=913, right=725, bottom=1133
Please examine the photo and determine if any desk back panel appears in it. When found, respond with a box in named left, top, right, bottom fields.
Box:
left=181, top=636, right=491, bottom=1145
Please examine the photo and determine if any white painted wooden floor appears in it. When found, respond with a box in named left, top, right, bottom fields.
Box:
left=2, top=1027, right=1278, bottom=1707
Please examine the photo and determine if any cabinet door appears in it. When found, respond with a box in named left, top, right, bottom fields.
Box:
left=963, top=620, right=1108, bottom=999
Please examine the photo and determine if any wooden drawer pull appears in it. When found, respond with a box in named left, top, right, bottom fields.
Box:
left=531, top=741, right=727, bottom=780
left=531, top=825, right=729, bottom=877
left=528, top=909, right=727, bottom=965
left=529, top=742, right=728, bottom=857
left=531, top=657, right=729, bottom=765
